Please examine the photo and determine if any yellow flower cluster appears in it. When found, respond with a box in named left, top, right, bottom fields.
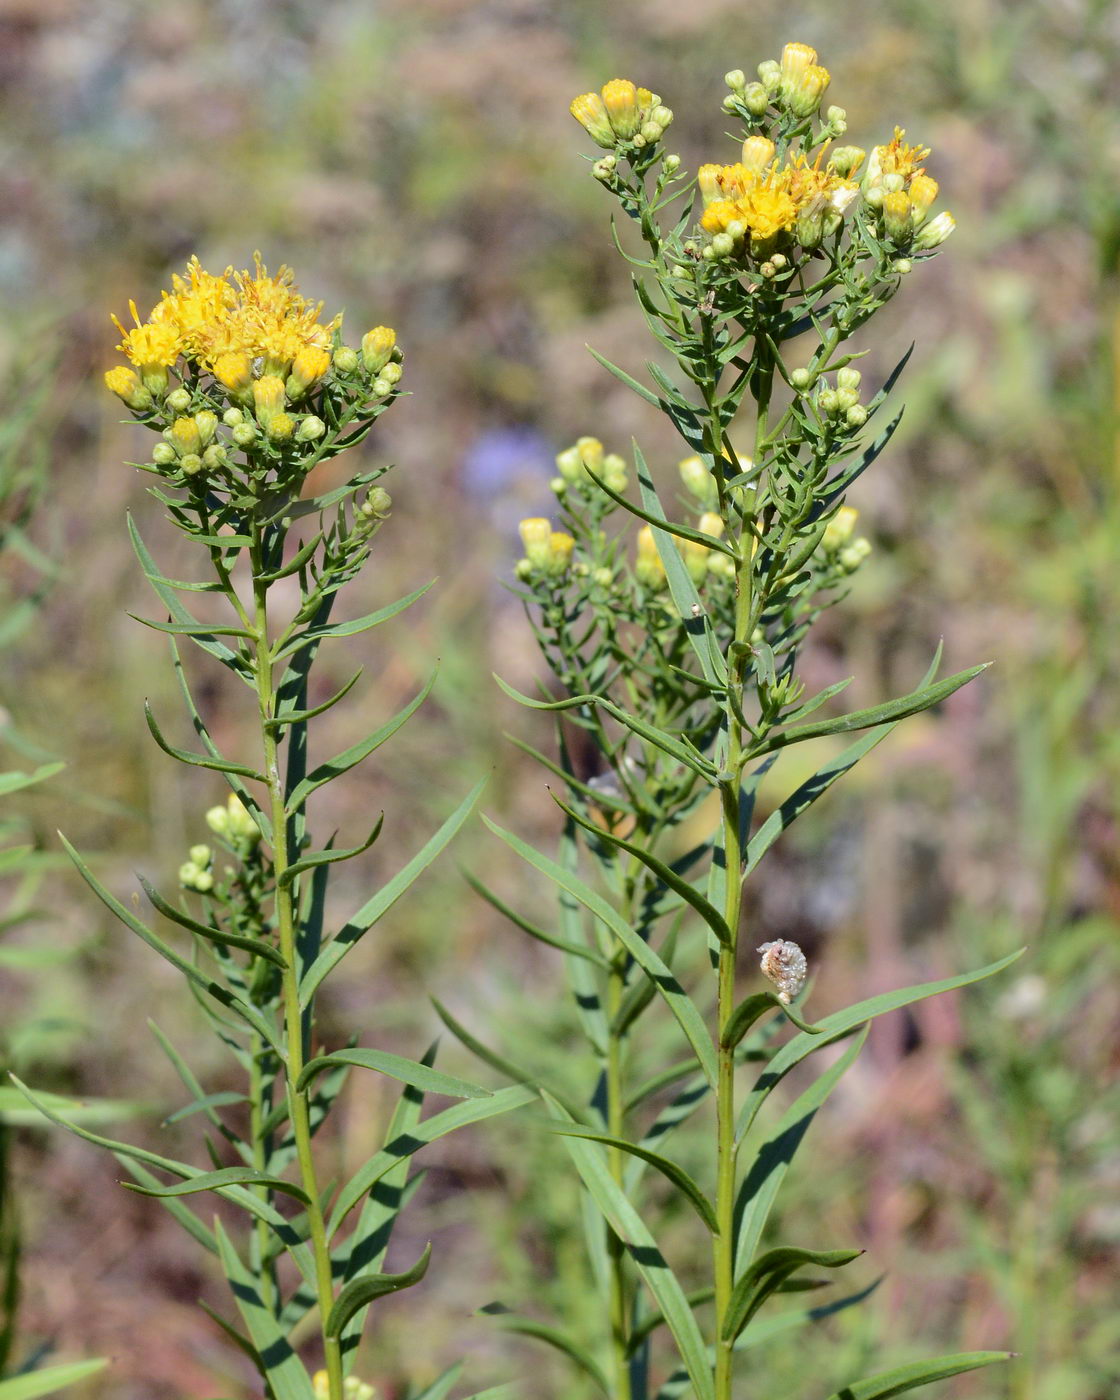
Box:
left=111, top=254, right=338, bottom=389
left=700, top=139, right=857, bottom=252
left=862, top=128, right=955, bottom=250
left=570, top=80, right=672, bottom=149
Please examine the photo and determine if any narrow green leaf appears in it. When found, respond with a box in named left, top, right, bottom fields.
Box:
left=723, top=1246, right=862, bottom=1341
left=329, top=1085, right=535, bottom=1237
left=286, top=671, right=434, bottom=811
left=0, top=762, right=64, bottom=797
left=0, top=1088, right=143, bottom=1129
left=584, top=467, right=736, bottom=556
left=273, top=581, right=434, bottom=659
left=128, top=613, right=255, bottom=640
left=267, top=667, right=362, bottom=728
left=737, top=1276, right=882, bottom=1350
left=278, top=818, right=384, bottom=888
left=325, top=1243, right=431, bottom=1337
left=751, top=663, right=988, bottom=757
left=721, top=992, right=820, bottom=1050
left=461, top=867, right=610, bottom=969
left=483, top=816, right=717, bottom=1087
left=298, top=1048, right=490, bottom=1100
left=736, top=949, right=1025, bottom=1144
left=0, top=1360, right=108, bottom=1399
left=116, top=1154, right=219, bottom=1256
left=485, top=1311, right=609, bottom=1395
left=821, top=1351, right=1012, bottom=1400
left=140, top=876, right=287, bottom=968
left=214, top=1220, right=315, bottom=1399
left=734, top=1030, right=868, bottom=1272
left=407, top=1363, right=463, bottom=1400
left=554, top=794, right=731, bottom=948
left=162, top=1091, right=248, bottom=1126
left=550, top=1126, right=717, bottom=1233
left=144, top=701, right=264, bottom=779
left=123, top=1165, right=310, bottom=1206
left=300, top=778, right=487, bottom=1005
left=543, top=1094, right=715, bottom=1400
left=59, top=836, right=283, bottom=1055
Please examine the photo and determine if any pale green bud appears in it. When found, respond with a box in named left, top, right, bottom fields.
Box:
left=836, top=367, right=862, bottom=391
left=222, top=406, right=243, bottom=427
left=202, top=444, right=228, bottom=470
left=550, top=475, right=567, bottom=496
left=912, top=211, right=956, bottom=251
left=663, top=153, right=681, bottom=174
left=296, top=415, right=326, bottom=443
left=166, top=387, right=192, bottom=414
left=743, top=82, right=769, bottom=116
left=790, top=368, right=812, bottom=390
left=592, top=566, right=613, bottom=589
left=381, top=362, right=402, bottom=385
left=828, top=145, right=866, bottom=178
left=333, top=345, right=360, bottom=374
left=514, top=558, right=533, bottom=581
left=640, top=121, right=663, bottom=144
left=825, top=104, right=847, bottom=132
left=724, top=68, right=746, bottom=90
left=363, top=486, right=392, bottom=518
left=180, top=453, right=204, bottom=475
left=152, top=442, right=177, bottom=466
left=721, top=94, right=738, bottom=113
left=592, top=157, right=616, bottom=182
left=757, top=59, right=781, bottom=92
left=232, top=422, right=256, bottom=448
left=372, top=378, right=392, bottom=397
left=893, top=257, right=913, bottom=274
left=835, top=387, right=860, bottom=412
left=194, top=410, right=218, bottom=448
left=651, top=105, right=673, bottom=128
left=760, top=260, right=777, bottom=279
left=839, top=537, right=872, bottom=572
left=189, top=844, right=212, bottom=868
left=845, top=404, right=868, bottom=428
left=819, top=388, right=839, bottom=415
left=711, top=232, right=735, bottom=258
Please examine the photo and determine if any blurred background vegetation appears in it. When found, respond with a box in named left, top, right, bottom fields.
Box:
left=0, top=0, right=1118, bottom=1396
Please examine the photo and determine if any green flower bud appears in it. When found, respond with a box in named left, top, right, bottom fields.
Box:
left=711, top=232, right=735, bottom=259
left=592, top=566, right=613, bottom=589
left=296, top=415, right=326, bottom=443
left=194, top=410, right=218, bottom=447
left=232, top=422, right=256, bottom=448
left=835, top=387, right=860, bottom=413
left=760, top=260, right=777, bottom=279
left=651, top=105, right=673, bottom=128
left=845, top=404, right=868, bottom=428
left=663, top=153, right=681, bottom=174
left=363, top=486, right=392, bottom=518
left=790, top=367, right=812, bottom=390
left=202, top=444, right=228, bottom=469
left=189, top=844, right=212, bottom=868
left=592, top=157, right=617, bottom=182
left=550, top=475, right=567, bottom=497
left=166, top=387, right=192, bottom=414
left=205, top=805, right=230, bottom=837
left=180, top=453, right=204, bottom=475
left=893, top=257, right=913, bottom=274
left=372, top=378, right=392, bottom=397
left=514, top=558, right=533, bottom=582
left=361, top=327, right=397, bottom=375
left=828, top=145, right=866, bottom=178
left=724, top=68, right=746, bottom=90
left=721, top=94, right=738, bottom=113
left=818, top=388, right=839, bottom=415
left=839, top=537, right=872, bottom=573
left=222, top=406, right=243, bottom=427
left=333, top=345, right=360, bottom=374
left=836, top=367, right=862, bottom=391
left=152, top=442, right=177, bottom=466
left=641, top=121, right=663, bottom=143
left=743, top=82, right=769, bottom=116
left=757, top=59, right=781, bottom=92
left=381, top=362, right=402, bottom=385
left=266, top=412, right=295, bottom=443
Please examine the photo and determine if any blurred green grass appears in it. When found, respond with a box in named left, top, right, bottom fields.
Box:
left=1, top=0, right=1118, bottom=1395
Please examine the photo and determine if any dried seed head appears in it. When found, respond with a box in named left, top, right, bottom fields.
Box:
left=757, top=940, right=807, bottom=1004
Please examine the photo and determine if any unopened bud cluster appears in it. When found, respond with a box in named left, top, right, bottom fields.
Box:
left=105, top=254, right=403, bottom=494
left=570, top=80, right=674, bottom=153
left=313, top=1372, right=374, bottom=1400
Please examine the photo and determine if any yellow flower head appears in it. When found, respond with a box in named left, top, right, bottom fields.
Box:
left=152, top=256, right=237, bottom=357
left=868, top=128, right=931, bottom=188
left=739, top=176, right=798, bottom=243
left=288, top=344, right=332, bottom=396
left=907, top=173, right=939, bottom=221
left=823, top=505, right=858, bottom=552
left=519, top=517, right=553, bottom=569
left=104, top=365, right=152, bottom=411
left=740, top=137, right=776, bottom=176
left=112, top=303, right=183, bottom=372
left=779, top=42, right=818, bottom=87
left=212, top=352, right=254, bottom=395
left=570, top=91, right=615, bottom=148
left=547, top=531, right=575, bottom=576
left=361, top=326, right=397, bottom=374
left=601, top=79, right=642, bottom=139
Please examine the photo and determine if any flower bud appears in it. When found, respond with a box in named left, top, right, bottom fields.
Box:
left=362, top=486, right=392, bottom=518
left=180, top=453, right=204, bottom=476
left=758, top=939, right=807, bottom=1004
left=836, top=367, right=862, bottom=391
left=381, top=362, right=403, bottom=385
left=845, top=404, right=868, bottom=428
left=547, top=531, right=575, bottom=576
left=907, top=173, right=939, bottom=223
left=266, top=412, right=295, bottom=443
left=194, top=410, right=218, bottom=448
left=818, top=388, right=839, bottom=415
left=601, top=79, right=642, bottom=140
left=662, top=153, right=681, bottom=175
left=635, top=525, right=666, bottom=588
left=222, top=407, right=243, bottom=427
left=361, top=327, right=396, bottom=375
left=892, top=257, right=913, bottom=275
left=179, top=860, right=213, bottom=893
left=786, top=64, right=831, bottom=118
left=189, top=844, right=212, bottom=868
left=104, top=366, right=154, bottom=412
left=518, top=517, right=553, bottom=570
left=213, top=352, right=254, bottom=397
left=778, top=41, right=817, bottom=94
left=286, top=345, right=332, bottom=398
left=592, top=157, right=616, bottom=182
left=790, top=367, right=812, bottom=390
left=651, top=105, right=673, bottom=128
left=577, top=436, right=604, bottom=473
left=742, top=82, right=769, bottom=116
left=724, top=68, right=746, bottom=90
left=839, top=537, right=872, bottom=572
left=835, top=387, right=859, bottom=413
left=152, top=442, right=177, bottom=467
left=823, top=505, right=858, bottom=552
left=232, top=422, right=257, bottom=448
left=679, top=454, right=718, bottom=505
left=828, top=145, right=866, bottom=178
left=740, top=135, right=776, bottom=175
left=169, top=416, right=201, bottom=456
left=333, top=345, right=360, bottom=374
left=570, top=91, right=616, bottom=148
left=514, top=558, right=533, bottom=582
left=165, top=387, right=191, bottom=414
left=296, top=415, right=326, bottom=442
left=252, top=375, right=287, bottom=427
left=710, top=232, right=735, bottom=259
left=592, top=566, right=613, bottom=589
left=826, top=104, right=847, bottom=129
left=882, top=190, right=913, bottom=243
left=757, top=59, right=781, bottom=92
left=372, top=378, right=392, bottom=397
left=602, top=452, right=628, bottom=494
left=795, top=206, right=824, bottom=249
left=202, top=443, right=228, bottom=470
left=913, top=210, right=956, bottom=251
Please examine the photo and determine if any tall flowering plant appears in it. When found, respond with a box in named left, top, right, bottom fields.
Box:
left=454, top=44, right=1017, bottom=1400
left=14, top=257, right=527, bottom=1400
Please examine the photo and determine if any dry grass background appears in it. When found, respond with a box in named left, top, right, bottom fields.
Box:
left=1, top=1, right=1119, bottom=1396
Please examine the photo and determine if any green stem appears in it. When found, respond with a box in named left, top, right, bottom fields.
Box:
left=606, top=958, right=633, bottom=1400
left=248, top=1029, right=276, bottom=1316
left=251, top=529, right=343, bottom=1400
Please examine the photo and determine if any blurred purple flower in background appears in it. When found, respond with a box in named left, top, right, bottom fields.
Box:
left=459, top=425, right=556, bottom=549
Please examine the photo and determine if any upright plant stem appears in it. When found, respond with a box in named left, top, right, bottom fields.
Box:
left=606, top=959, right=632, bottom=1400
left=251, top=532, right=343, bottom=1400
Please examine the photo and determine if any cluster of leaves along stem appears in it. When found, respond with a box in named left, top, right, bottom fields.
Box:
left=445, top=53, right=1016, bottom=1400
left=13, top=342, right=525, bottom=1400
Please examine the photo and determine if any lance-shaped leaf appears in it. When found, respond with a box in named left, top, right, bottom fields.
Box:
left=214, top=1220, right=316, bottom=1400
left=59, top=836, right=284, bottom=1055
left=734, top=1029, right=868, bottom=1272
left=483, top=816, right=717, bottom=1087
left=820, top=1351, right=1012, bottom=1400
left=285, top=670, right=435, bottom=812
left=144, top=701, right=264, bottom=779
left=139, top=875, right=287, bottom=968
left=278, top=817, right=384, bottom=889
left=749, top=661, right=989, bottom=758
left=325, top=1243, right=432, bottom=1338
left=300, top=776, right=486, bottom=1004
left=479, top=1308, right=609, bottom=1395
left=0, top=762, right=64, bottom=798
left=266, top=667, right=363, bottom=728
left=273, top=581, right=434, bottom=660
left=462, top=867, right=611, bottom=969
left=553, top=793, right=732, bottom=949
left=493, top=676, right=718, bottom=781
left=0, top=1359, right=108, bottom=1400
left=723, top=1245, right=863, bottom=1342
left=735, top=949, right=1024, bottom=1144
left=634, top=443, right=729, bottom=689
left=123, top=1164, right=310, bottom=1206
left=328, top=1085, right=536, bottom=1236
left=297, top=1048, right=490, bottom=1100
left=543, top=1093, right=715, bottom=1400
left=549, top=1125, right=717, bottom=1233
left=584, top=468, right=736, bottom=558
left=721, top=992, right=820, bottom=1050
